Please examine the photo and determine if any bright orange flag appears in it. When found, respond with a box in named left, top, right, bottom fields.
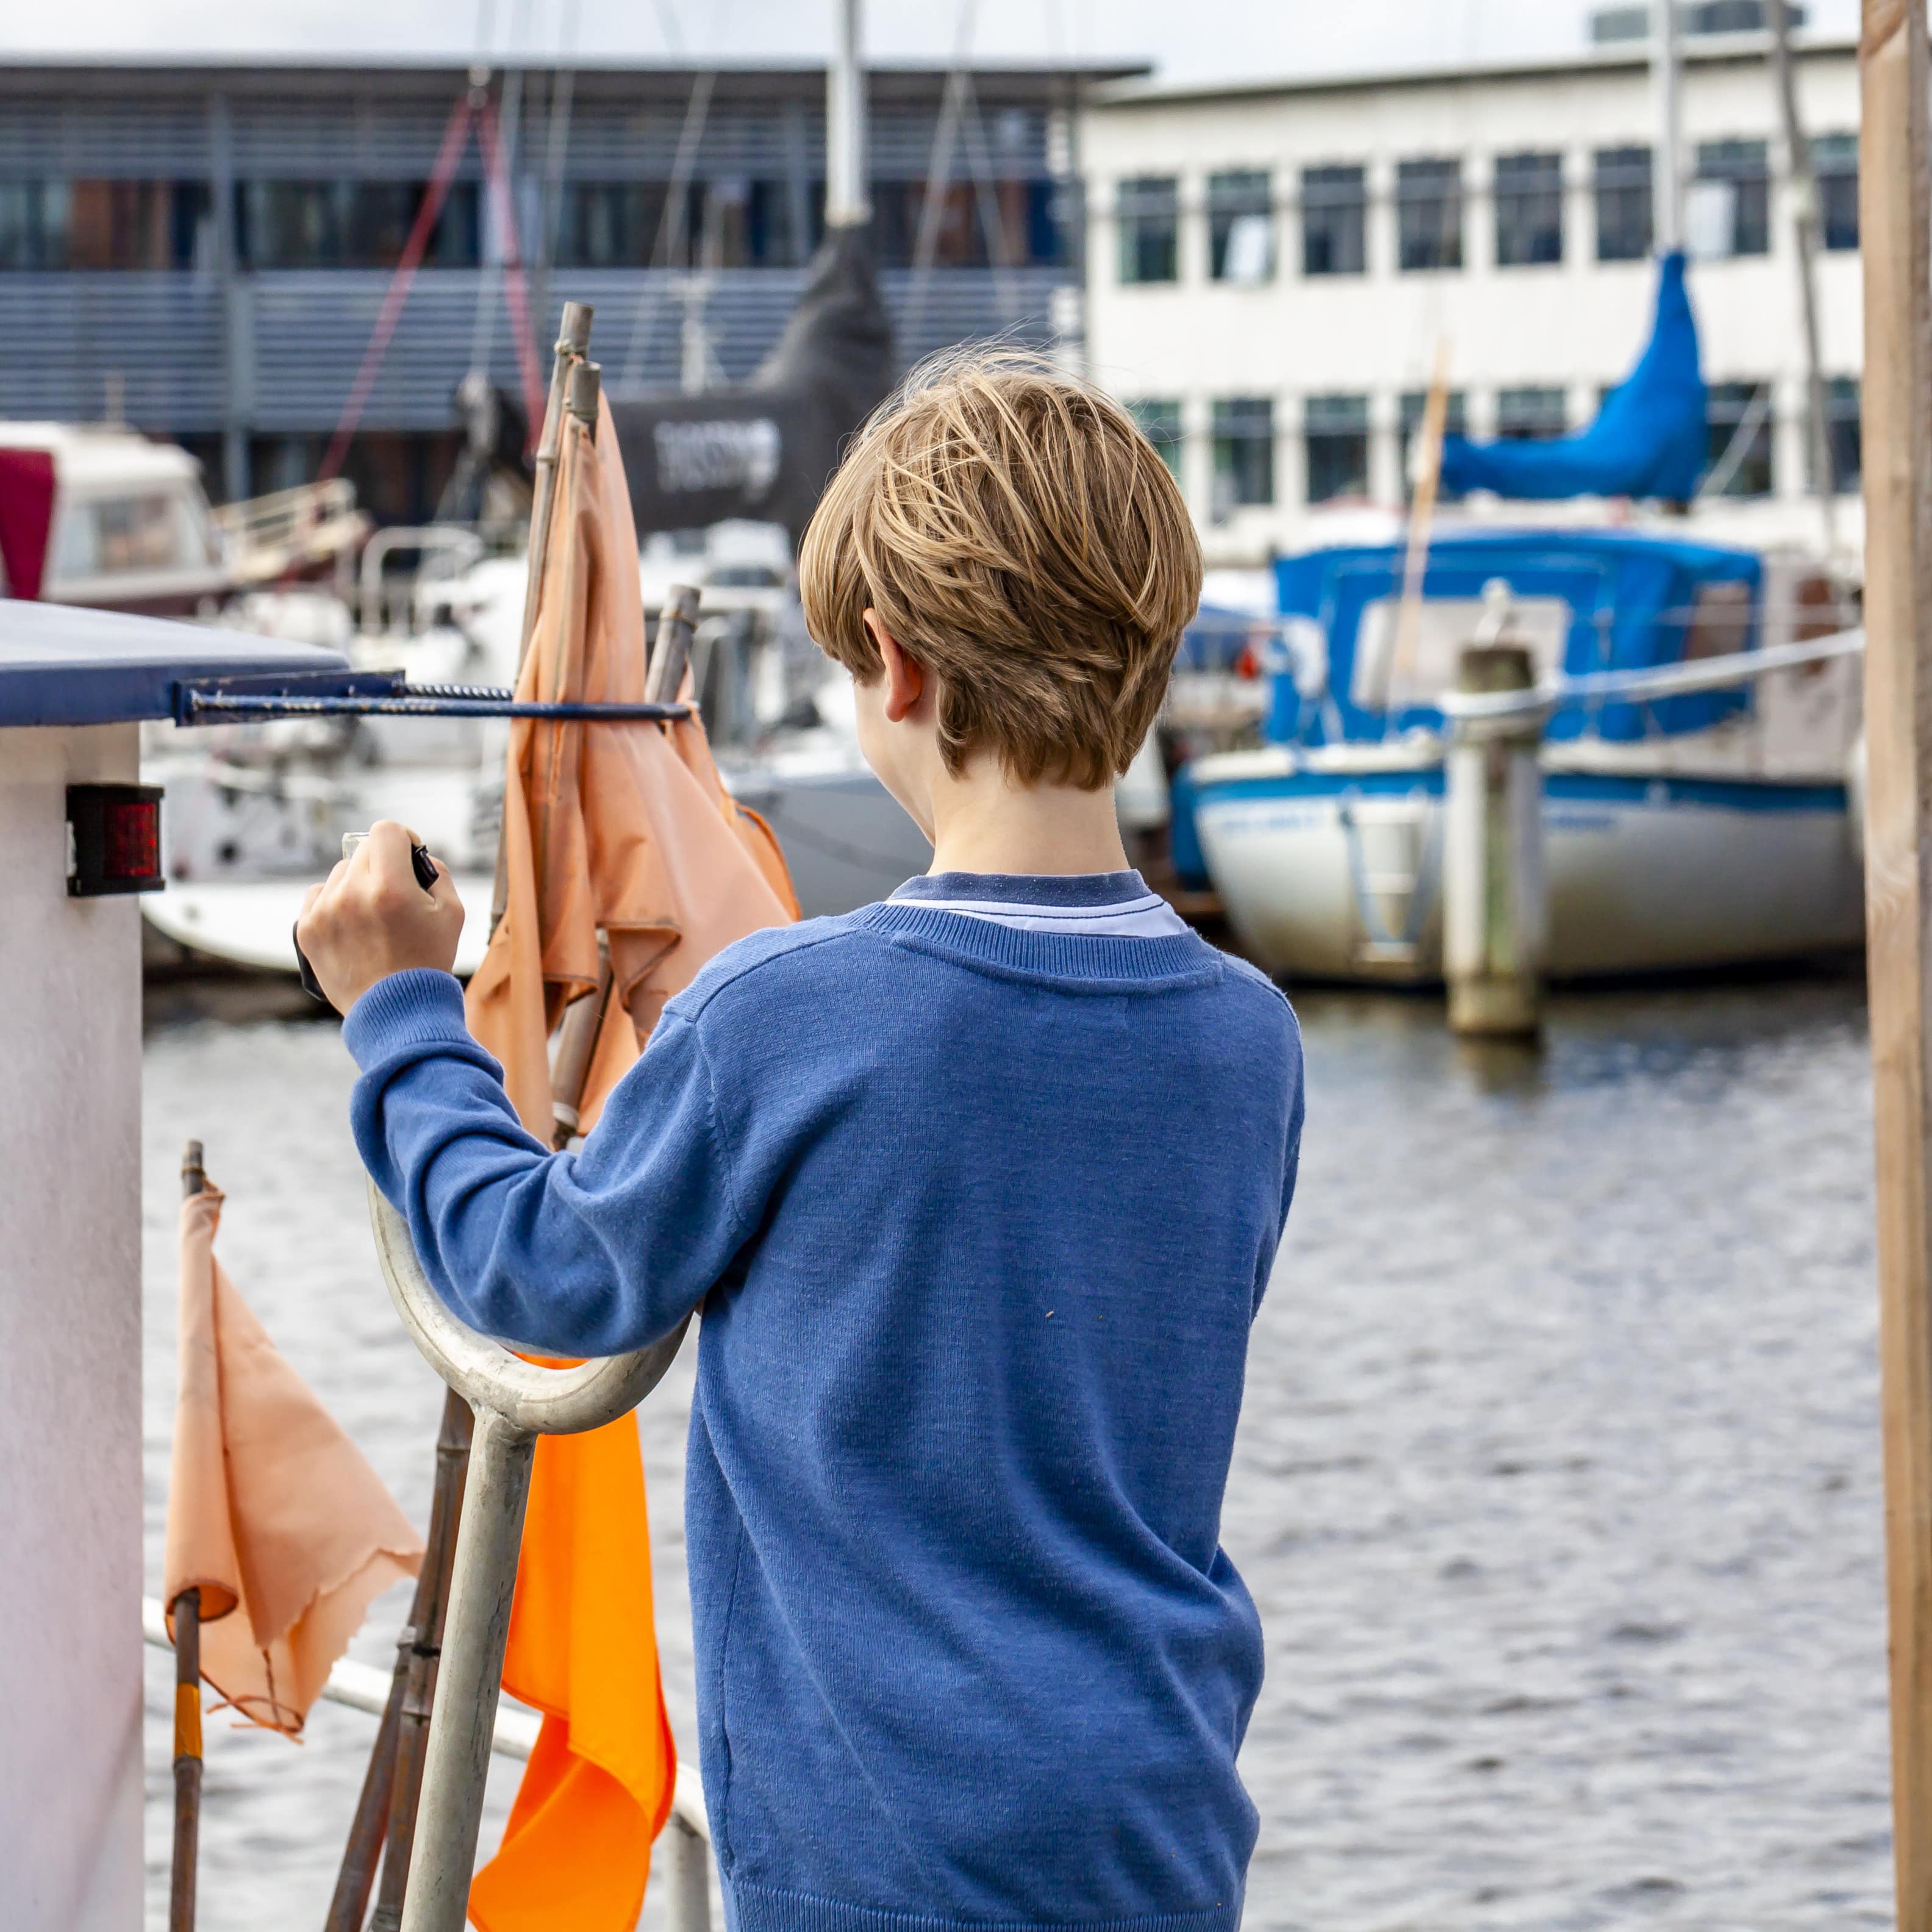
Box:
left=164, top=1184, right=424, bottom=1735
left=464, top=390, right=796, bottom=1932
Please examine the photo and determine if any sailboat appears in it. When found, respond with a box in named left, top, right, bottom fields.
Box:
left=1175, top=8, right=1864, bottom=986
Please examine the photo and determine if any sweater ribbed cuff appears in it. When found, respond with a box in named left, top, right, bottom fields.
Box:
left=341, top=968, right=470, bottom=1069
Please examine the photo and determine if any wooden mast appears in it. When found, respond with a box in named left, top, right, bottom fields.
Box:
left=1858, top=3, right=1932, bottom=1927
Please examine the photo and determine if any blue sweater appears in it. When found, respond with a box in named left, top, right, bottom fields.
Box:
left=345, top=872, right=1304, bottom=1932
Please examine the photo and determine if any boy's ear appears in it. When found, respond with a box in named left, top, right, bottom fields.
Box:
left=864, top=609, right=925, bottom=723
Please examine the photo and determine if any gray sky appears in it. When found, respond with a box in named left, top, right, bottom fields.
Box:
left=0, top=0, right=1866, bottom=81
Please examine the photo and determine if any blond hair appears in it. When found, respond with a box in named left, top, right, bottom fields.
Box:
left=798, top=346, right=1201, bottom=790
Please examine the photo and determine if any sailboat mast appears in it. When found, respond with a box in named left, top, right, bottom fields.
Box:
left=1653, top=0, right=1684, bottom=255
left=826, top=0, right=871, bottom=229
left=1769, top=0, right=1838, bottom=555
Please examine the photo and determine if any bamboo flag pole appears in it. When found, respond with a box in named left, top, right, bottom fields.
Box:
left=327, top=305, right=595, bottom=1932
left=1858, top=4, right=1932, bottom=1929
left=492, top=299, right=595, bottom=940
left=1381, top=336, right=1453, bottom=718
left=169, top=1141, right=209, bottom=1932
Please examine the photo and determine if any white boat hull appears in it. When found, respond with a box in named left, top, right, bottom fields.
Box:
left=1197, top=773, right=1864, bottom=982
left=145, top=873, right=497, bottom=978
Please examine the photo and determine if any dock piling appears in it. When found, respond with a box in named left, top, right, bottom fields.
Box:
left=1443, top=627, right=1545, bottom=1039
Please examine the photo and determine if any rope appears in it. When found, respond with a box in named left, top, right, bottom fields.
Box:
left=319, top=96, right=477, bottom=484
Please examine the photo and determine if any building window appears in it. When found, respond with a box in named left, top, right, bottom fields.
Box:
left=1494, top=152, right=1563, bottom=267
left=1691, top=140, right=1770, bottom=257
left=1400, top=388, right=1469, bottom=502
left=1815, top=376, right=1860, bottom=493
left=1212, top=398, right=1275, bottom=515
left=1397, top=158, right=1462, bottom=272
left=238, top=181, right=481, bottom=269
left=1302, top=165, right=1366, bottom=276
left=0, top=180, right=212, bottom=270
left=1129, top=398, right=1184, bottom=481
left=1706, top=380, right=1775, bottom=496
left=0, top=182, right=69, bottom=269
left=1593, top=146, right=1652, bottom=262
left=1117, top=176, right=1179, bottom=284
left=1813, top=133, right=1858, bottom=251
left=1208, top=170, right=1273, bottom=283
left=1303, top=394, right=1368, bottom=504
left=556, top=182, right=679, bottom=267
left=1497, top=387, right=1569, bottom=440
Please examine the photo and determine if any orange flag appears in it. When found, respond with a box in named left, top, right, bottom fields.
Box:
left=465, top=392, right=795, bottom=1932
left=163, top=1185, right=424, bottom=1734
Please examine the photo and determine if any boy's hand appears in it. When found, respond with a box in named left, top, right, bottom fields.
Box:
left=296, top=820, right=465, bottom=1015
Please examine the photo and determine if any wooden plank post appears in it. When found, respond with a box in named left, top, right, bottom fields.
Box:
left=1442, top=632, right=1545, bottom=1040
left=1859, top=5, right=1932, bottom=1928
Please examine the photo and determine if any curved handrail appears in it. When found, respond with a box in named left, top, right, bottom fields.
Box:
left=368, top=1183, right=688, bottom=1437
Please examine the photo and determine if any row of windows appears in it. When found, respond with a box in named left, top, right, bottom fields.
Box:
left=1116, top=135, right=1859, bottom=285
left=1129, top=380, right=1862, bottom=515
left=0, top=175, right=1067, bottom=272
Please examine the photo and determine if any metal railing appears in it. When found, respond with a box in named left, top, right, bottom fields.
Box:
left=140, top=1597, right=715, bottom=1889
left=1437, top=623, right=1865, bottom=724
left=365, top=1186, right=698, bottom=1932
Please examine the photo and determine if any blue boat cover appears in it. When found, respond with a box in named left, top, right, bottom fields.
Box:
left=1268, top=526, right=1762, bottom=746
left=1437, top=252, right=1707, bottom=503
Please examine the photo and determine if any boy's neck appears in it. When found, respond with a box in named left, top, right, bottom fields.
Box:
left=924, top=759, right=1131, bottom=879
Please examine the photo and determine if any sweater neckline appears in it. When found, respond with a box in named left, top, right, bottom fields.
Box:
left=861, top=896, right=1222, bottom=992
left=889, top=870, right=1188, bottom=940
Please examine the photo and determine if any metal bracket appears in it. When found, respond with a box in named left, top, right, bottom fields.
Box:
left=173, top=670, right=694, bottom=728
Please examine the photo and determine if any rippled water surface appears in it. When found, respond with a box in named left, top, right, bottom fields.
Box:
left=141, top=967, right=1891, bottom=1931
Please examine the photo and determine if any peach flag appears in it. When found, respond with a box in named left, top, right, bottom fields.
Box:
left=464, top=392, right=796, bottom=1932
left=163, top=1186, right=424, bottom=1735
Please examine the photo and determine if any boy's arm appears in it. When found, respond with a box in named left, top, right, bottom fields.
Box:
left=345, top=969, right=747, bottom=1358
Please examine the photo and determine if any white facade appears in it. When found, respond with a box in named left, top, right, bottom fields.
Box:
left=0, top=723, right=145, bottom=1932
left=1078, top=31, right=1862, bottom=565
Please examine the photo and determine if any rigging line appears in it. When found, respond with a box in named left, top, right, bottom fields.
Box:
left=955, top=71, right=1022, bottom=324
left=907, top=0, right=976, bottom=357
left=538, top=0, right=580, bottom=298
left=318, top=95, right=475, bottom=484
left=476, top=95, right=546, bottom=437
left=465, top=0, right=531, bottom=393
left=618, top=66, right=717, bottom=393
left=1697, top=384, right=1775, bottom=501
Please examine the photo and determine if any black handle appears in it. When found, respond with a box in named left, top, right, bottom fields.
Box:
left=295, top=842, right=442, bottom=1007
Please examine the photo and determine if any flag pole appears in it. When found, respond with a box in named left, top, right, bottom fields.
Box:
left=1858, top=4, right=1932, bottom=1928
left=329, top=299, right=601, bottom=1930
left=169, top=1141, right=209, bottom=1932
left=492, top=299, right=595, bottom=942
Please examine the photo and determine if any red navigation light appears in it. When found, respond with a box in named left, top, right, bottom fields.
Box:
left=66, top=785, right=165, bottom=897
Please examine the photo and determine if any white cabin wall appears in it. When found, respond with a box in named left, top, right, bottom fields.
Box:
left=0, top=724, right=144, bottom=1932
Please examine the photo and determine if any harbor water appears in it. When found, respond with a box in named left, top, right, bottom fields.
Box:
left=140, top=965, right=1891, bottom=1931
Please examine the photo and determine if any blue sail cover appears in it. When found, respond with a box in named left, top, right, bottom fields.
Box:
left=1437, top=251, right=1707, bottom=501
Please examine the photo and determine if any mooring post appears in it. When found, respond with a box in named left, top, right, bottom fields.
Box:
left=1442, top=633, right=1544, bottom=1039
left=1858, top=5, right=1932, bottom=1928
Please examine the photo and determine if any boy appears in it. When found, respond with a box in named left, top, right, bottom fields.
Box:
left=298, top=351, right=1304, bottom=1932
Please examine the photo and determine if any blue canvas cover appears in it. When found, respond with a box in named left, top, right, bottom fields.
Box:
left=1266, top=528, right=1761, bottom=746
left=1437, top=252, right=1707, bottom=503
